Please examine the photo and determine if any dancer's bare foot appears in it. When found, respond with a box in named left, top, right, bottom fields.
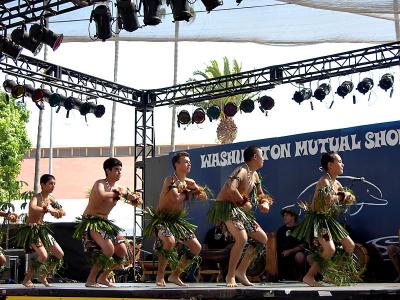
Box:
left=38, top=275, right=52, bottom=287
left=156, top=274, right=166, bottom=287
left=85, top=281, right=101, bottom=288
left=235, top=271, right=254, bottom=286
left=303, top=275, right=323, bottom=287
left=97, top=279, right=116, bottom=287
left=22, top=279, right=35, bottom=288
left=226, top=275, right=238, bottom=287
left=168, top=274, right=188, bottom=287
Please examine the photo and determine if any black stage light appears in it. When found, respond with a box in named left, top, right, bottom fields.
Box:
left=313, top=83, right=331, bottom=101
left=80, top=102, right=106, bottom=118
left=64, top=96, right=83, bottom=118
left=293, top=88, right=312, bottom=104
left=379, top=73, right=394, bottom=91
left=143, top=0, right=162, bottom=25
left=3, top=79, right=25, bottom=99
left=192, top=108, right=206, bottom=124
left=168, top=0, right=192, bottom=22
left=223, top=102, right=238, bottom=117
left=117, top=0, right=140, bottom=32
left=239, top=99, right=255, bottom=113
left=259, top=96, right=274, bottom=115
left=91, top=5, right=112, bottom=41
left=0, top=37, right=23, bottom=60
left=201, top=0, right=223, bottom=12
left=336, top=81, right=354, bottom=98
left=48, top=93, right=65, bottom=107
left=11, top=28, right=42, bottom=55
left=206, top=105, right=220, bottom=121
left=29, top=24, right=63, bottom=51
left=356, top=78, right=374, bottom=95
left=177, top=110, right=191, bottom=127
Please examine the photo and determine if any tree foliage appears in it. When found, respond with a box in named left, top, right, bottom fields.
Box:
left=0, top=90, right=32, bottom=205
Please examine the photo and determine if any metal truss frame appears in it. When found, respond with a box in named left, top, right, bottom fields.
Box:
left=0, top=0, right=100, bottom=30
left=0, top=53, right=143, bottom=104
left=151, top=41, right=400, bottom=107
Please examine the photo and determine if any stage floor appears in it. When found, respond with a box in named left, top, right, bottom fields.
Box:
left=1, top=282, right=400, bottom=299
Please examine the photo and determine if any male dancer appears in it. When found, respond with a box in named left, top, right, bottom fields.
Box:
left=293, top=151, right=356, bottom=286
left=144, top=151, right=207, bottom=287
left=208, top=146, right=272, bottom=287
left=74, top=157, right=142, bottom=288
left=16, top=174, right=65, bottom=288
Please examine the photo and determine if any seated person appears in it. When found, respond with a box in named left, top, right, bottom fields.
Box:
left=387, top=230, right=400, bottom=282
left=276, top=207, right=306, bottom=281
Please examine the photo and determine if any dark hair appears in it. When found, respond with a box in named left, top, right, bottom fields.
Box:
left=281, top=207, right=298, bottom=221
left=321, top=151, right=337, bottom=171
left=103, top=157, right=122, bottom=176
left=172, top=152, right=189, bottom=170
left=243, top=146, right=260, bottom=163
left=40, top=174, right=55, bottom=185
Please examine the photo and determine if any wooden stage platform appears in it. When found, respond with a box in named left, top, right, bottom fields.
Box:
left=1, top=282, right=400, bottom=300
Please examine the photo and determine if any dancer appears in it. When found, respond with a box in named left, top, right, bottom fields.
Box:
left=16, top=174, right=65, bottom=288
left=0, top=211, right=19, bottom=268
left=208, top=145, right=272, bottom=287
left=144, top=151, right=208, bottom=287
left=73, top=157, right=142, bottom=288
left=292, top=151, right=356, bottom=286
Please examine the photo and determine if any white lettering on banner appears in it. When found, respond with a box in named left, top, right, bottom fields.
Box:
left=199, top=128, right=400, bottom=168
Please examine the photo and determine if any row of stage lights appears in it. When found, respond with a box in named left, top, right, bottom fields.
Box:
left=0, top=24, right=63, bottom=60
left=91, top=0, right=225, bottom=41
left=3, top=79, right=105, bottom=118
left=292, top=73, right=394, bottom=104
left=177, top=95, right=275, bottom=127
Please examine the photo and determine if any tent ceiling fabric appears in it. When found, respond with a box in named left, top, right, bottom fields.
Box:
left=4, top=0, right=400, bottom=44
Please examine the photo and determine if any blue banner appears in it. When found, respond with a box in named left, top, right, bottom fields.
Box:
left=179, top=120, right=400, bottom=257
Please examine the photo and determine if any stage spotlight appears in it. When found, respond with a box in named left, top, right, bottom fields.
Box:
left=91, top=4, right=112, bottom=41
left=239, top=99, right=255, bottom=113
left=143, top=0, right=162, bottom=25
left=336, top=81, right=354, bottom=98
left=206, top=105, right=221, bottom=121
left=192, top=108, right=206, bottom=124
left=80, top=102, right=106, bottom=118
left=64, top=96, right=83, bottom=118
left=201, top=0, right=223, bottom=12
left=48, top=93, right=65, bottom=107
left=3, top=79, right=25, bottom=99
left=0, top=37, right=23, bottom=60
left=292, top=88, right=312, bottom=104
left=11, top=27, right=42, bottom=55
left=313, top=83, right=331, bottom=101
left=356, top=78, right=374, bottom=95
left=168, top=0, right=192, bottom=22
left=177, top=110, right=191, bottom=127
left=24, top=84, right=44, bottom=102
left=29, top=24, right=63, bottom=51
left=259, top=96, right=274, bottom=115
left=117, top=0, right=140, bottom=32
left=223, top=102, right=238, bottom=117
left=379, top=73, right=394, bottom=91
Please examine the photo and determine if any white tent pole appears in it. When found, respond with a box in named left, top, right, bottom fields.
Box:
left=110, top=30, right=120, bottom=157
left=170, top=21, right=179, bottom=153
left=394, top=0, right=400, bottom=40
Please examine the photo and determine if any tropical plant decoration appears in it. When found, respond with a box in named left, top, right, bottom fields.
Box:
left=189, top=57, right=256, bottom=144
